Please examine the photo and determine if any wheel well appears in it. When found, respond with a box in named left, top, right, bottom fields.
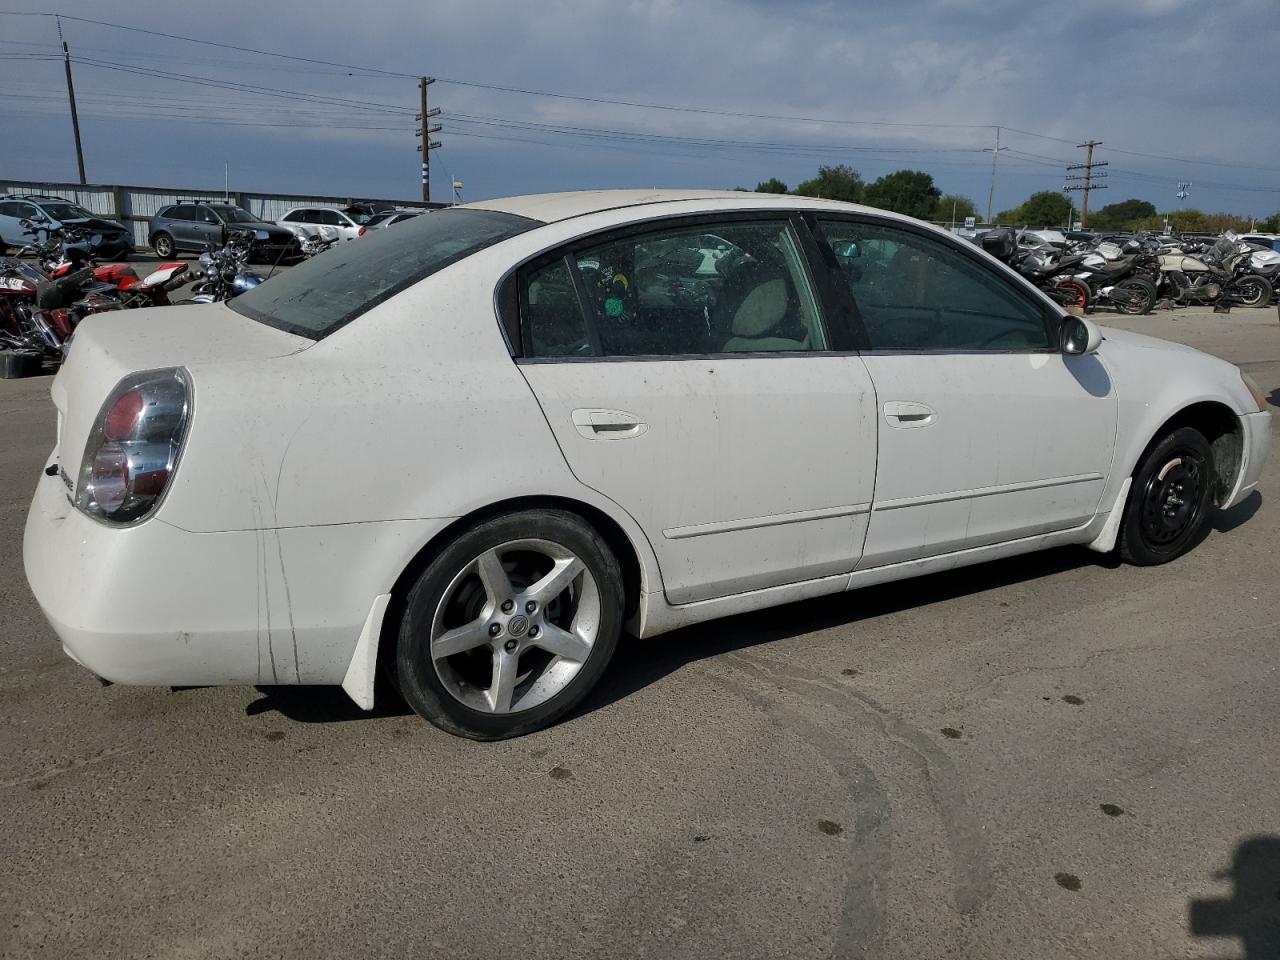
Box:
left=1142, top=401, right=1241, bottom=504
left=378, top=496, right=646, bottom=670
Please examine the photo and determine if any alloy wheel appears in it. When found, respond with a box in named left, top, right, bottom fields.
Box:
left=429, top=538, right=601, bottom=714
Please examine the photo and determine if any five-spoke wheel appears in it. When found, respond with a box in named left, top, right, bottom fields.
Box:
left=396, top=509, right=623, bottom=739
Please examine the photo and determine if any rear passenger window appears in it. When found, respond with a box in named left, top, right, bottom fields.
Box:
left=521, top=259, right=591, bottom=357
left=519, top=220, right=826, bottom=358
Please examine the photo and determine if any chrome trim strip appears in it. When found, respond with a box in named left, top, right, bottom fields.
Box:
left=873, top=473, right=1105, bottom=512
left=663, top=502, right=871, bottom=540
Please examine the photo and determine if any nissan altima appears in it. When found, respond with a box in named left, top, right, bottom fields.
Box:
left=23, top=190, right=1271, bottom=739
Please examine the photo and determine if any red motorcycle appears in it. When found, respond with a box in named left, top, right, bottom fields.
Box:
left=47, top=257, right=189, bottom=307
left=0, top=257, right=85, bottom=358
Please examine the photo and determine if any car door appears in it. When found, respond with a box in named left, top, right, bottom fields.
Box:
left=7, top=202, right=43, bottom=245
left=194, top=206, right=224, bottom=246
left=163, top=206, right=195, bottom=248
left=513, top=214, right=879, bottom=605
left=813, top=216, right=1117, bottom=568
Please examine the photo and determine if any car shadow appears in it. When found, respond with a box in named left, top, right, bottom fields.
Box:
left=575, top=544, right=1105, bottom=719
left=1210, top=491, right=1261, bottom=534
left=245, top=682, right=412, bottom=723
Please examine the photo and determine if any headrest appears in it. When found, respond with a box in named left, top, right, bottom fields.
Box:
left=731, top=278, right=788, bottom=337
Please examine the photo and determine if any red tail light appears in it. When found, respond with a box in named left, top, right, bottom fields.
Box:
left=76, top=369, right=190, bottom=524
left=358, top=226, right=366, bottom=237
left=103, top=389, right=144, bottom=440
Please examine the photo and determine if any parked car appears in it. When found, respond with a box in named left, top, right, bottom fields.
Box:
left=147, top=201, right=299, bottom=262
left=0, top=194, right=134, bottom=260
left=363, top=209, right=427, bottom=230
left=1240, top=233, right=1280, bottom=252
left=342, top=200, right=397, bottom=224
left=277, top=206, right=367, bottom=242
left=24, top=190, right=1271, bottom=740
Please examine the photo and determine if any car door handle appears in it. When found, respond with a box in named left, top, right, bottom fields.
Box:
left=883, top=401, right=936, bottom=428
left=571, top=408, right=648, bottom=440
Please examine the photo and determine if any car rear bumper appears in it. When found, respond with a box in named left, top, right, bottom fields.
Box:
left=23, top=449, right=450, bottom=688
left=1222, top=410, right=1271, bottom=509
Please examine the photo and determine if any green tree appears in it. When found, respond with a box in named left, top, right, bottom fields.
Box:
left=754, top=177, right=788, bottom=194
left=1089, top=198, right=1157, bottom=230
left=1013, top=191, right=1075, bottom=227
left=863, top=170, right=942, bottom=220
left=933, top=193, right=978, bottom=223
left=794, top=164, right=865, bottom=203
left=1258, top=211, right=1280, bottom=232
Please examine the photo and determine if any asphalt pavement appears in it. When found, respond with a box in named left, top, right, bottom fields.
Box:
left=1, top=305, right=1278, bottom=960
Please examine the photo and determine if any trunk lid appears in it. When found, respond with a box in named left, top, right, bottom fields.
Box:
left=52, top=302, right=311, bottom=480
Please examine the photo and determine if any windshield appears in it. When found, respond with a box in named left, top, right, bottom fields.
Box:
left=346, top=211, right=373, bottom=225
left=40, top=202, right=94, bottom=221
left=210, top=205, right=261, bottom=224
left=229, top=208, right=537, bottom=338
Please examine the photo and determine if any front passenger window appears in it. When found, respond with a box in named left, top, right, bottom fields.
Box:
left=817, top=219, right=1051, bottom=352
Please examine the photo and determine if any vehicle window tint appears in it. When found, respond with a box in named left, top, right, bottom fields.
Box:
left=521, top=258, right=591, bottom=357
left=0, top=202, right=18, bottom=216
left=817, top=219, right=1050, bottom=352
left=282, top=210, right=303, bottom=222
left=165, top=206, right=189, bottom=221
left=230, top=207, right=535, bottom=339
left=198, top=207, right=220, bottom=224
left=550, top=220, right=824, bottom=357
left=317, top=209, right=342, bottom=226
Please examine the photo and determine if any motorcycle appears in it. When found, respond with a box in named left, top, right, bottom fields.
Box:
left=1067, top=240, right=1157, bottom=315
left=189, top=229, right=268, bottom=302
left=1133, top=233, right=1271, bottom=310
left=0, top=257, right=95, bottom=359
left=979, top=229, right=1087, bottom=307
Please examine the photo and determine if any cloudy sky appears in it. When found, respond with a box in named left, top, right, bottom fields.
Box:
left=2, top=0, right=1278, bottom=217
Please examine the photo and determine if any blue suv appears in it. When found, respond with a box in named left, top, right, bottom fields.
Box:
left=0, top=194, right=134, bottom=260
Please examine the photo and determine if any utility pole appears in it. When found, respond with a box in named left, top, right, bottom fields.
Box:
left=416, top=77, right=442, bottom=204
left=1063, top=140, right=1108, bottom=229
left=983, top=126, right=1006, bottom=224
left=56, top=16, right=86, bottom=184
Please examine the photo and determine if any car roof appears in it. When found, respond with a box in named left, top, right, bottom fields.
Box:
left=2, top=194, right=71, bottom=203
left=461, top=188, right=891, bottom=225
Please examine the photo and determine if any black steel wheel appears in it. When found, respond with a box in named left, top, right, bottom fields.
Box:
left=1118, top=427, right=1216, bottom=565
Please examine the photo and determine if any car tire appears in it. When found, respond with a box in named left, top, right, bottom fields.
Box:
left=395, top=509, right=624, bottom=740
left=151, top=233, right=175, bottom=258
left=1118, top=426, right=1216, bottom=566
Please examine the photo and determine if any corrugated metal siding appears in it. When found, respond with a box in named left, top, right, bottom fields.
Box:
left=1, top=180, right=436, bottom=248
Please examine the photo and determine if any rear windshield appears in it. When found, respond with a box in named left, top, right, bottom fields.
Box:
left=229, top=208, right=537, bottom=339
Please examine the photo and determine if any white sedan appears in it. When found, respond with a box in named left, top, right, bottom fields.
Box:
left=23, top=190, right=1272, bottom=740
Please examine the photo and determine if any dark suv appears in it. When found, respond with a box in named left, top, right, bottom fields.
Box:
left=148, top=201, right=299, bottom=262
